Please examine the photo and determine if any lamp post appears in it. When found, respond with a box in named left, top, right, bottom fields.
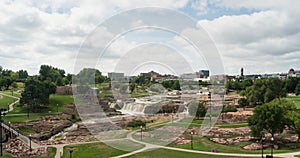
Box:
left=69, top=148, right=73, bottom=158
left=190, top=131, right=193, bottom=149
left=29, top=134, right=32, bottom=152
left=208, top=92, right=212, bottom=128
left=271, top=137, right=274, bottom=157
left=27, top=92, right=31, bottom=119
left=261, top=136, right=265, bottom=158
left=0, top=108, right=7, bottom=156
left=221, top=94, right=225, bottom=121
left=8, top=121, right=10, bottom=139
left=56, top=104, right=59, bottom=113
left=140, top=126, right=143, bottom=141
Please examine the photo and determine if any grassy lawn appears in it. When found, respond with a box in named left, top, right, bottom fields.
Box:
left=1, top=151, right=15, bottom=158
left=2, top=147, right=56, bottom=158
left=286, top=96, right=300, bottom=109
left=4, top=113, right=51, bottom=123
left=126, top=148, right=254, bottom=158
left=62, top=142, right=129, bottom=158
left=217, top=122, right=248, bottom=128
left=19, top=126, right=38, bottom=134
left=0, top=94, right=18, bottom=109
left=48, top=94, right=74, bottom=113
left=23, top=147, right=56, bottom=158
left=170, top=136, right=300, bottom=154
left=1, top=90, right=22, bottom=98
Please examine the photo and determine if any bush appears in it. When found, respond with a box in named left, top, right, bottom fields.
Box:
left=222, top=107, right=237, bottom=113
left=127, top=120, right=146, bottom=128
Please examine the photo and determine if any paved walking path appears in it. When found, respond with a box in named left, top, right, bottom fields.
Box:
left=0, top=92, right=20, bottom=112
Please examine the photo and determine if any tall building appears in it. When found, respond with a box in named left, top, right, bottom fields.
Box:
left=199, top=70, right=209, bottom=78
left=241, top=68, right=244, bottom=78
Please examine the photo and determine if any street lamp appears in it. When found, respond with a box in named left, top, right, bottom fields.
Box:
left=0, top=108, right=7, bottom=156
left=29, top=134, right=32, bottom=152
left=208, top=92, right=212, bottom=128
left=190, top=131, right=194, bottom=149
left=69, top=148, right=73, bottom=158
left=8, top=121, right=11, bottom=139
left=56, top=104, right=59, bottom=113
left=261, top=136, right=265, bottom=158
left=271, top=137, right=274, bottom=157
left=27, top=92, right=31, bottom=119
left=140, top=126, right=143, bottom=141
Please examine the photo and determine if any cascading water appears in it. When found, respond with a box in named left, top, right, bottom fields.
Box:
left=122, top=102, right=146, bottom=113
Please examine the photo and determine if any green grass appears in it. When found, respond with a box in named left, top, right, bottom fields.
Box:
left=0, top=94, right=18, bottom=109
left=19, top=126, right=38, bottom=134
left=62, top=142, right=129, bottom=158
left=48, top=94, right=74, bottom=113
left=4, top=113, right=50, bottom=123
left=126, top=148, right=254, bottom=158
left=23, top=147, right=56, bottom=158
left=1, top=151, right=15, bottom=158
left=286, top=96, right=300, bottom=109
left=218, top=122, right=248, bottom=128
left=170, top=136, right=300, bottom=154
left=2, top=90, right=22, bottom=98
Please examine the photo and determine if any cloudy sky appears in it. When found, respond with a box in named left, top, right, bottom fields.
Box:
left=1, top=0, right=299, bottom=75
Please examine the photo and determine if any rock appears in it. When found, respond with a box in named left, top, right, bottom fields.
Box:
left=4, top=138, right=49, bottom=157
left=243, top=143, right=262, bottom=150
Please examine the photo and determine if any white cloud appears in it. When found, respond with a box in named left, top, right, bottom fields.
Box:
left=191, top=0, right=209, bottom=15
left=197, top=1, right=300, bottom=74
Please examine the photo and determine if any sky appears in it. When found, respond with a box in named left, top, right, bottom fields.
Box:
left=0, top=0, right=300, bottom=76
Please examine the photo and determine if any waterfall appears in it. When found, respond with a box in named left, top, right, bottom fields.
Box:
left=122, top=102, right=146, bottom=113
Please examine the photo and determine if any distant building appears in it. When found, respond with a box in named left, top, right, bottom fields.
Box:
left=140, top=70, right=178, bottom=81
left=56, top=85, right=73, bottom=95
left=288, top=68, right=300, bottom=75
left=198, top=70, right=210, bottom=78
left=181, top=73, right=197, bottom=81
left=108, top=72, right=125, bottom=81
left=240, top=68, right=244, bottom=78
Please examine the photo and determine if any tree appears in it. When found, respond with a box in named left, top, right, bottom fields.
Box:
left=129, top=83, right=136, bottom=93
left=188, top=102, right=206, bottom=119
left=296, top=83, right=300, bottom=96
left=17, top=70, right=29, bottom=79
left=285, top=77, right=300, bottom=93
left=290, top=112, right=300, bottom=142
left=238, top=98, right=249, bottom=109
left=245, top=78, right=286, bottom=106
left=76, top=68, right=105, bottom=85
left=161, top=80, right=181, bottom=90
left=20, top=78, right=56, bottom=111
left=39, top=65, right=65, bottom=83
left=248, top=99, right=295, bottom=137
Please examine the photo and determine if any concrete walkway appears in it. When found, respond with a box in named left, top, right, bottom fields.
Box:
left=0, top=92, right=20, bottom=112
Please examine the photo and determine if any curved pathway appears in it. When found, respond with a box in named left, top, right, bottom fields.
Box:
left=111, top=116, right=300, bottom=158
left=0, top=92, right=20, bottom=112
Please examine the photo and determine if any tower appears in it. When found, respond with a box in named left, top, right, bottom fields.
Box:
left=241, top=68, right=244, bottom=78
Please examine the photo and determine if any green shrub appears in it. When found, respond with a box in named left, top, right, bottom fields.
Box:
left=222, top=107, right=238, bottom=113
left=127, top=120, right=146, bottom=128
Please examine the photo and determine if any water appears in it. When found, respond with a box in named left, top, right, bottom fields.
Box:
left=49, top=123, right=78, bottom=140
